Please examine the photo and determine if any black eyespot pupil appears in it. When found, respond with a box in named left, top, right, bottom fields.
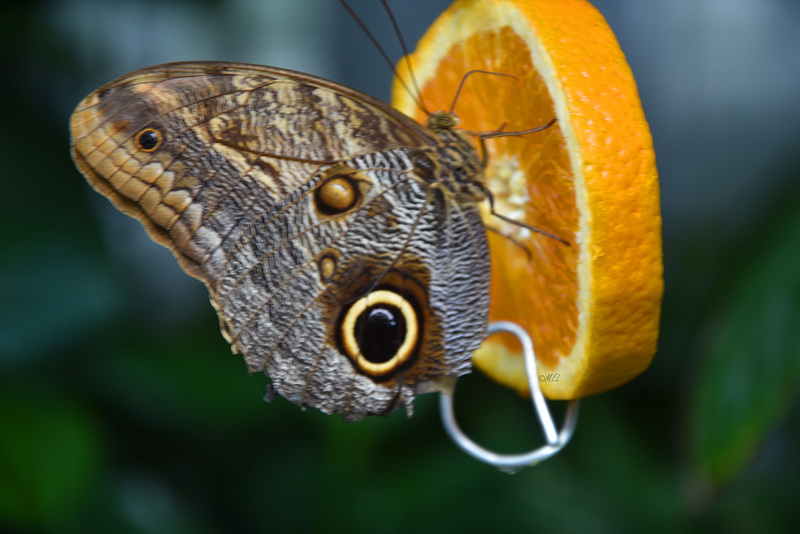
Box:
left=355, top=305, right=405, bottom=364
left=138, top=130, right=160, bottom=150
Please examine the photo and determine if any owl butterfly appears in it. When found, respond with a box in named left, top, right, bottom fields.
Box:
left=71, top=53, right=493, bottom=420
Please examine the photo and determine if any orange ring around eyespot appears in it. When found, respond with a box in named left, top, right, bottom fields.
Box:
left=136, top=128, right=163, bottom=152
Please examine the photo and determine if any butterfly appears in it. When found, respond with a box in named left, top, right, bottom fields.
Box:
left=70, top=61, right=492, bottom=421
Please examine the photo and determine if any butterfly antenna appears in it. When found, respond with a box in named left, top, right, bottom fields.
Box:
left=449, top=70, right=521, bottom=114
left=337, top=0, right=429, bottom=115
left=379, top=0, right=430, bottom=115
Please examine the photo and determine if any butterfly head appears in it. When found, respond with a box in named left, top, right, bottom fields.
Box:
left=426, top=110, right=461, bottom=131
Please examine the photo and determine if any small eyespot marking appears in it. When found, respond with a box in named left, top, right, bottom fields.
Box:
left=136, top=128, right=163, bottom=152
left=315, top=175, right=358, bottom=215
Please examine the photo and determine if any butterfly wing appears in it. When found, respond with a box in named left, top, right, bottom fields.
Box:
left=70, top=61, right=489, bottom=420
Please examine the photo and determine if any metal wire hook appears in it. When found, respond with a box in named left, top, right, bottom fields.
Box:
left=440, top=321, right=580, bottom=473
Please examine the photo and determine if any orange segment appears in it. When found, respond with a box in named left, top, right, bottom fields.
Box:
left=392, top=0, right=663, bottom=399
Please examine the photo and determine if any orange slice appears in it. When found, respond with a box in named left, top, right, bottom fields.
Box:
left=392, top=0, right=662, bottom=399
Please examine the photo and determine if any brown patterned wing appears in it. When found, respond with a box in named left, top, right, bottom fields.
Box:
left=70, top=61, right=490, bottom=420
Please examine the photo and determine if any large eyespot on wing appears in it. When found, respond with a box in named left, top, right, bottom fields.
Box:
left=323, top=260, right=443, bottom=387
left=338, top=288, right=422, bottom=379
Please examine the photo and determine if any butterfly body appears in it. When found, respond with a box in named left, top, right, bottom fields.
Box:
left=71, top=62, right=490, bottom=420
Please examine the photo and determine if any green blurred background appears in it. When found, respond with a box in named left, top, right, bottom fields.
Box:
left=2, top=0, right=799, bottom=532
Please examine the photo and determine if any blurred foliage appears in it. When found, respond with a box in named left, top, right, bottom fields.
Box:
left=1, top=1, right=799, bottom=533
left=690, top=174, right=800, bottom=488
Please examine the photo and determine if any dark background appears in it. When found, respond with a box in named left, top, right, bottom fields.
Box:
left=2, top=0, right=799, bottom=532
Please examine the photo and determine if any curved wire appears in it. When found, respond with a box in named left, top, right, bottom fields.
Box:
left=440, top=321, right=579, bottom=473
